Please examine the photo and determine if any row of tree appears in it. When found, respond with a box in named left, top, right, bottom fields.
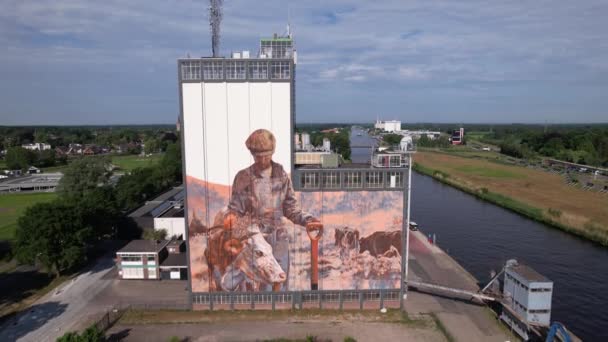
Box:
left=5, top=147, right=66, bottom=170
left=487, top=128, right=608, bottom=166
left=14, top=143, right=182, bottom=277
left=0, top=125, right=176, bottom=151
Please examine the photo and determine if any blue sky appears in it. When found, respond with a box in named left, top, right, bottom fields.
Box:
left=1, top=0, right=607, bottom=125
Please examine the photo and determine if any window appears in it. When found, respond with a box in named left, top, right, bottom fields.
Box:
left=202, top=61, right=224, bottom=80
left=121, top=255, right=142, bottom=262
left=226, top=61, right=246, bottom=80
left=248, top=61, right=268, bottom=79
left=301, top=172, right=319, bottom=189
left=388, top=172, right=403, bottom=188
left=271, top=61, right=290, bottom=79
left=366, top=172, right=384, bottom=188
left=148, top=267, right=157, bottom=279
left=147, top=255, right=156, bottom=264
left=390, top=155, right=401, bottom=167
left=181, top=61, right=201, bottom=80
left=322, top=171, right=340, bottom=189
left=344, top=172, right=362, bottom=188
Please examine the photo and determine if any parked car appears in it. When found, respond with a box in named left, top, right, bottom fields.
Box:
left=409, top=221, right=419, bottom=231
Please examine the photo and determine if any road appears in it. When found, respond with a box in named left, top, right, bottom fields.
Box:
left=0, top=256, right=115, bottom=342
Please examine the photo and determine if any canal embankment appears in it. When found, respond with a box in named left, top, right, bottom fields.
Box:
left=413, top=151, right=608, bottom=247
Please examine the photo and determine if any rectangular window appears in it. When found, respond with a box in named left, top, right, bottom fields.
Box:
left=181, top=61, right=201, bottom=80
left=121, top=255, right=142, bottom=262
left=322, top=171, right=340, bottom=189
left=388, top=172, right=403, bottom=188
left=225, top=61, right=246, bottom=80
left=390, top=155, right=401, bottom=167
left=344, top=172, right=362, bottom=188
left=248, top=61, right=268, bottom=79
left=271, top=61, right=290, bottom=79
left=202, top=61, right=224, bottom=80
left=366, top=171, right=384, bottom=188
left=148, top=267, right=157, bottom=279
left=301, top=172, right=319, bottom=189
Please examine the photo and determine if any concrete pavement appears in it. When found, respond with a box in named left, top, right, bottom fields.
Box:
left=406, top=230, right=513, bottom=342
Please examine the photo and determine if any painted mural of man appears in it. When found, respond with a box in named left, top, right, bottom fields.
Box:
left=223, top=129, right=323, bottom=290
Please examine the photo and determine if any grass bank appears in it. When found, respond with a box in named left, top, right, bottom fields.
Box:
left=0, top=192, right=57, bottom=241
left=413, top=152, right=608, bottom=247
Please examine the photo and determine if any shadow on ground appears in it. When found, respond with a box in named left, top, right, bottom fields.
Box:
left=0, top=301, right=68, bottom=341
left=0, top=268, right=54, bottom=311
left=107, top=328, right=131, bottom=341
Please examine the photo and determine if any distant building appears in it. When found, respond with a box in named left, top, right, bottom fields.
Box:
left=322, top=138, right=331, bottom=152
left=22, top=143, right=51, bottom=151
left=374, top=119, right=401, bottom=132
left=128, top=186, right=185, bottom=238
left=451, top=128, right=464, bottom=145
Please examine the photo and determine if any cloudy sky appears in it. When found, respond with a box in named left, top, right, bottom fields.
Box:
left=1, top=0, right=607, bottom=125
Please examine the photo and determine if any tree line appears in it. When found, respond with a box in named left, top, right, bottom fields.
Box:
left=14, top=142, right=182, bottom=277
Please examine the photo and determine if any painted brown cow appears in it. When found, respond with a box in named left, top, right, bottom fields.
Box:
left=359, top=230, right=402, bottom=257
left=334, top=227, right=359, bottom=260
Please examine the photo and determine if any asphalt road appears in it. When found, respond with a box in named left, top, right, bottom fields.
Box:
left=0, top=256, right=115, bottom=342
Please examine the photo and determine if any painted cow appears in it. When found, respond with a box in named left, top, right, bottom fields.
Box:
left=334, top=227, right=360, bottom=260
left=359, top=230, right=402, bottom=257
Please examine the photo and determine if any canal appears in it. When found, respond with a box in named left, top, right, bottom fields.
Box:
left=351, top=126, right=607, bottom=340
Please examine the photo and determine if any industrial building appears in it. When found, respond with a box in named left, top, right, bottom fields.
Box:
left=128, top=186, right=186, bottom=238
left=500, top=262, right=553, bottom=340
left=374, top=119, right=401, bottom=132
left=179, top=31, right=413, bottom=310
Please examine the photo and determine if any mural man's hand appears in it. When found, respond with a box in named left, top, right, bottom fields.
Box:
left=223, top=213, right=238, bottom=230
left=306, top=220, right=323, bottom=241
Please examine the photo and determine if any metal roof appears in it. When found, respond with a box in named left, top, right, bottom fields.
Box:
left=117, top=240, right=170, bottom=254
left=510, top=264, right=551, bottom=283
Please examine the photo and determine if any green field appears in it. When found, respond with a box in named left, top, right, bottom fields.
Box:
left=0, top=192, right=57, bottom=241
left=111, top=154, right=163, bottom=171
left=454, top=165, right=524, bottom=179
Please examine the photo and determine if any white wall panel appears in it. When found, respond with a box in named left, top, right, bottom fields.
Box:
left=271, top=83, right=292, bottom=170
left=249, top=83, right=272, bottom=133
left=203, top=83, right=230, bottom=186
left=226, top=83, right=253, bottom=184
left=182, top=83, right=204, bottom=180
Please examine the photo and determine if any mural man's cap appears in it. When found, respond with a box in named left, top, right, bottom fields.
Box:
left=246, top=129, right=275, bottom=156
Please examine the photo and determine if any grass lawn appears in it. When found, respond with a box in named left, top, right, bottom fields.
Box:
left=414, top=151, right=608, bottom=245
left=111, top=154, right=163, bottom=171
left=0, top=192, right=57, bottom=241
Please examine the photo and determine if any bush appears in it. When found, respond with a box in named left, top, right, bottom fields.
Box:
left=547, top=208, right=562, bottom=218
left=57, top=325, right=104, bottom=342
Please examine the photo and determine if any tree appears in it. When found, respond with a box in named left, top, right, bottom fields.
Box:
left=36, top=149, right=56, bottom=168
left=143, top=228, right=167, bottom=240
left=15, top=202, right=94, bottom=277
left=5, top=147, right=35, bottom=170
left=57, top=324, right=105, bottom=342
left=383, top=134, right=402, bottom=146
left=144, top=137, right=161, bottom=154
left=57, top=157, right=113, bottom=200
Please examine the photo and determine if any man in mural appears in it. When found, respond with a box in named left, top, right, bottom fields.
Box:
left=223, top=128, right=323, bottom=290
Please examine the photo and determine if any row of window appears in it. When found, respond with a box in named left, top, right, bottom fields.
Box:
left=192, top=291, right=400, bottom=305
left=181, top=60, right=291, bottom=81
left=506, top=273, right=529, bottom=291
left=530, top=288, right=552, bottom=292
left=119, top=254, right=155, bottom=263
left=298, top=171, right=404, bottom=189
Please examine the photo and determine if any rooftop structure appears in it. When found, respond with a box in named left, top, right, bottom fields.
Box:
left=116, top=239, right=187, bottom=280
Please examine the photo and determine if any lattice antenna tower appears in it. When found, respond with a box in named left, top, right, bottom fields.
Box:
left=209, top=0, right=223, bottom=57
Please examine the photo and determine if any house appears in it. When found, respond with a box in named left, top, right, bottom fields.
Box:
left=55, top=146, right=69, bottom=157
left=27, top=166, right=41, bottom=174
left=22, top=143, right=51, bottom=151
left=116, top=239, right=188, bottom=280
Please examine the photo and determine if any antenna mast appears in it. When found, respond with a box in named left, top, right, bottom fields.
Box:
left=209, top=0, right=223, bottom=57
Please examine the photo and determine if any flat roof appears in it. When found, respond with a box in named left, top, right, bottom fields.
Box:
left=510, top=264, right=551, bottom=283
left=117, top=240, right=170, bottom=254
left=159, top=207, right=184, bottom=218
left=128, top=186, right=184, bottom=218
left=160, top=253, right=188, bottom=268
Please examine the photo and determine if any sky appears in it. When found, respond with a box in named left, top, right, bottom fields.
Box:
left=1, top=0, right=608, bottom=125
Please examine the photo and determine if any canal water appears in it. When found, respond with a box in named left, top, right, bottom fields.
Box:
left=350, top=126, right=607, bottom=340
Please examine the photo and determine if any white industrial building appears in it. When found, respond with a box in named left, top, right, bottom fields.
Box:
left=500, top=262, right=553, bottom=340
left=180, top=43, right=293, bottom=188
left=375, top=119, right=401, bottom=132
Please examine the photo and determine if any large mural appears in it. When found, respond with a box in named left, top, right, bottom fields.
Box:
left=186, top=129, right=404, bottom=293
